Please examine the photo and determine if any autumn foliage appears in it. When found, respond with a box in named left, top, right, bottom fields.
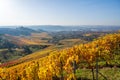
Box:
left=0, top=33, right=120, bottom=80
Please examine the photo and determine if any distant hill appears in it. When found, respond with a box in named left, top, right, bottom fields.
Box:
left=0, top=27, right=44, bottom=36
left=0, top=33, right=51, bottom=63
left=1, top=25, right=120, bottom=32
left=28, top=25, right=68, bottom=32
left=0, top=35, right=17, bottom=49
left=28, top=25, right=120, bottom=32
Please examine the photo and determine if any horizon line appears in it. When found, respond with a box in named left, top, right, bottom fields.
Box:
left=0, top=24, right=120, bottom=27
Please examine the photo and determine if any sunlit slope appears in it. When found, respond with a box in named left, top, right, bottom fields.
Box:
left=59, top=39, right=87, bottom=47
left=0, top=38, right=87, bottom=67
left=0, top=46, right=56, bottom=67
left=3, top=32, right=52, bottom=46
left=18, top=38, right=87, bottom=64
left=0, top=33, right=120, bottom=80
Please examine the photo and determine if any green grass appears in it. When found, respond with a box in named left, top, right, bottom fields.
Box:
left=76, top=67, right=120, bottom=80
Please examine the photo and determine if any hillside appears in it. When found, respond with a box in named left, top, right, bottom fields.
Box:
left=0, top=32, right=52, bottom=63
left=1, top=30, right=109, bottom=63
left=0, top=27, right=44, bottom=36
left=0, top=35, right=17, bottom=49
left=2, top=25, right=119, bottom=32
left=0, top=33, right=120, bottom=80
left=28, top=25, right=120, bottom=32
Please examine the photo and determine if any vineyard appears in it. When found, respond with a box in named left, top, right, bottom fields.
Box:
left=4, top=32, right=52, bottom=46
left=0, top=33, right=120, bottom=80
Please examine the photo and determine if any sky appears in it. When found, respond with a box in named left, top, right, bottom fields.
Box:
left=0, top=0, right=120, bottom=26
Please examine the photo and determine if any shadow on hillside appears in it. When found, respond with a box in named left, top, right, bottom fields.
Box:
left=77, top=77, right=91, bottom=80
left=52, top=76, right=91, bottom=80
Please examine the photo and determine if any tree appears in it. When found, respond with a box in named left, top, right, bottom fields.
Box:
left=23, top=46, right=32, bottom=54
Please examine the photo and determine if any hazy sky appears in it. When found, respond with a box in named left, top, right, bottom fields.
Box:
left=0, top=0, right=120, bottom=26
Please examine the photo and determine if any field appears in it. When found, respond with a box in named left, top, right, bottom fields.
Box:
left=4, top=32, right=52, bottom=46
left=76, top=67, right=120, bottom=80
left=0, top=33, right=120, bottom=80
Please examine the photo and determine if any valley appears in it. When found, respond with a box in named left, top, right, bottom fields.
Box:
left=0, top=26, right=120, bottom=80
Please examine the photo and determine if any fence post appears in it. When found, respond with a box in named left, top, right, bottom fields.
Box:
left=73, top=60, right=76, bottom=74
left=60, top=59, right=64, bottom=80
left=96, top=56, right=98, bottom=80
left=91, top=68, right=95, bottom=80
